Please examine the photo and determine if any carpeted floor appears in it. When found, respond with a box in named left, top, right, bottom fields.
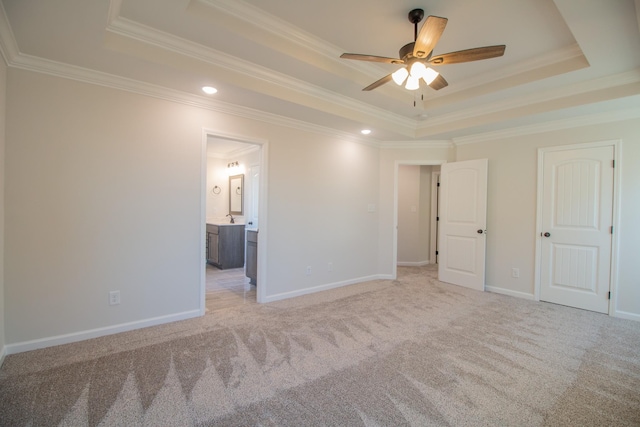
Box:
left=1, top=265, right=639, bottom=426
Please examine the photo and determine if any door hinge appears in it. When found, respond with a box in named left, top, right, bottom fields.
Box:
left=436, top=250, right=439, bottom=255
left=608, top=291, right=611, bottom=300
left=612, top=159, right=615, bottom=168
left=610, top=225, right=613, bottom=234
left=437, top=182, right=440, bottom=187
left=436, top=216, right=439, bottom=221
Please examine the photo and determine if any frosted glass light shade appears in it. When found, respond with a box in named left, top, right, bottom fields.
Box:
left=423, top=67, right=440, bottom=85
left=405, top=75, right=420, bottom=90
left=391, top=68, right=409, bottom=85
left=409, top=62, right=427, bottom=79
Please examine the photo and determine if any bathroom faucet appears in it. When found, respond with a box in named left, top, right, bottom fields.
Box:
left=226, top=214, right=235, bottom=224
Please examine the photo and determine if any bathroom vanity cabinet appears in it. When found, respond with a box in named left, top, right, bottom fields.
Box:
left=246, top=230, right=258, bottom=285
left=206, top=224, right=245, bottom=269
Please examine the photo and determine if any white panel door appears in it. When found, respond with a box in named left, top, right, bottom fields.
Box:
left=540, top=146, right=614, bottom=313
left=438, top=159, right=488, bottom=291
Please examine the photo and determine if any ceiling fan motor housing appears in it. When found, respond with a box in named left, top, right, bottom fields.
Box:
left=408, top=9, right=424, bottom=24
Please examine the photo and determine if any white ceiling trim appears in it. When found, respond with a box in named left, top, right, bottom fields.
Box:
left=3, top=45, right=380, bottom=146
left=426, top=44, right=586, bottom=101
left=192, top=0, right=392, bottom=81
left=0, top=1, right=18, bottom=65
left=195, top=0, right=588, bottom=102
left=106, top=16, right=416, bottom=131
left=453, top=106, right=640, bottom=145
left=418, top=68, right=640, bottom=131
left=379, top=140, right=453, bottom=149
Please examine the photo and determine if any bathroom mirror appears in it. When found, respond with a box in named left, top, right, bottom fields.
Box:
left=229, top=174, right=244, bottom=215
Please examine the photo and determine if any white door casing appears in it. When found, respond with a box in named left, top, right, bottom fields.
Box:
left=249, top=164, right=260, bottom=229
left=438, top=159, right=488, bottom=291
left=539, top=145, right=614, bottom=314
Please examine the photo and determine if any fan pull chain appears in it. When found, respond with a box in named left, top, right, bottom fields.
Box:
left=413, top=92, right=424, bottom=108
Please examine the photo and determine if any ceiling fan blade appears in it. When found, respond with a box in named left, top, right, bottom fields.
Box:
left=429, top=74, right=448, bottom=90
left=340, top=53, right=404, bottom=64
left=429, top=45, right=506, bottom=65
left=413, top=16, right=448, bottom=59
left=363, top=74, right=393, bottom=91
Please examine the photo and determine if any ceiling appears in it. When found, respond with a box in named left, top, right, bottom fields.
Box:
left=1, top=0, right=640, bottom=143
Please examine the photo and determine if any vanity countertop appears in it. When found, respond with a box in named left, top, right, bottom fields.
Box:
left=206, top=218, right=244, bottom=226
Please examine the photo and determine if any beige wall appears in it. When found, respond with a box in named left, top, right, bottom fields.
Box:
left=397, top=165, right=432, bottom=265
left=0, top=56, right=6, bottom=360
left=397, top=165, right=421, bottom=264
left=456, top=118, right=640, bottom=319
left=3, top=66, right=639, bottom=353
left=4, top=69, right=383, bottom=348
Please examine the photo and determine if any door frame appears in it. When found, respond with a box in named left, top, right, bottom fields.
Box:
left=430, top=170, right=440, bottom=265
left=534, top=140, right=622, bottom=316
left=201, top=128, right=269, bottom=313
left=392, top=160, right=444, bottom=279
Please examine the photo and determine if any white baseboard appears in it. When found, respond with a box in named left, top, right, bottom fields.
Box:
left=486, top=285, right=536, bottom=301
left=5, top=309, right=201, bottom=356
left=263, top=275, right=389, bottom=303
left=612, top=309, right=640, bottom=322
left=397, top=260, right=430, bottom=267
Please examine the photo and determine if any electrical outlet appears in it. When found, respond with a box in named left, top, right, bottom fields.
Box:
left=511, top=268, right=520, bottom=278
left=109, top=290, right=121, bottom=305
left=328, top=262, right=333, bottom=272
left=306, top=266, right=312, bottom=276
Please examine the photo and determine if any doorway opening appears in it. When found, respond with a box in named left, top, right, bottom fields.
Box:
left=200, top=130, right=268, bottom=315
left=393, top=161, right=443, bottom=279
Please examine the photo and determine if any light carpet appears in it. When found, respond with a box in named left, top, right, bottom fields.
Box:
left=1, top=265, right=639, bottom=426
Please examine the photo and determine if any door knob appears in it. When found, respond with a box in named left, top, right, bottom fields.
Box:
left=543, top=232, right=551, bottom=237
left=477, top=229, right=484, bottom=234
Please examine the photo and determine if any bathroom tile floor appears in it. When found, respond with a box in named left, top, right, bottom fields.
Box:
left=205, top=264, right=257, bottom=313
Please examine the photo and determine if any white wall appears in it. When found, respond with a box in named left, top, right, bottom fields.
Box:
left=265, top=131, right=380, bottom=299
left=397, top=165, right=421, bottom=264
left=205, top=156, right=228, bottom=220
left=456, top=118, right=640, bottom=320
left=5, top=67, right=638, bottom=353
left=4, top=68, right=384, bottom=349
left=0, top=55, right=6, bottom=362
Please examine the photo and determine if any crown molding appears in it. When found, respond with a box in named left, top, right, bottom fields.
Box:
left=192, top=0, right=390, bottom=80
left=419, top=68, right=640, bottom=132
left=427, top=43, right=586, bottom=101
left=195, top=0, right=587, bottom=103
left=0, top=1, right=19, bottom=66
left=8, top=49, right=381, bottom=146
left=106, top=16, right=415, bottom=132
left=453, top=105, right=640, bottom=145
left=379, top=140, right=453, bottom=149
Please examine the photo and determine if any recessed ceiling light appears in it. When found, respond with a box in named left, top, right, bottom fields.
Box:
left=361, top=129, right=372, bottom=135
left=202, top=86, right=218, bottom=95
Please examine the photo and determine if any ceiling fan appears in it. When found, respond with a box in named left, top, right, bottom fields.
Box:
left=340, top=8, right=506, bottom=91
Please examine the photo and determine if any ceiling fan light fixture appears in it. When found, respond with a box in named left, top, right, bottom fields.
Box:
left=392, top=68, right=409, bottom=85
left=409, top=61, right=427, bottom=79
left=405, top=75, right=420, bottom=90
left=423, top=67, right=439, bottom=85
